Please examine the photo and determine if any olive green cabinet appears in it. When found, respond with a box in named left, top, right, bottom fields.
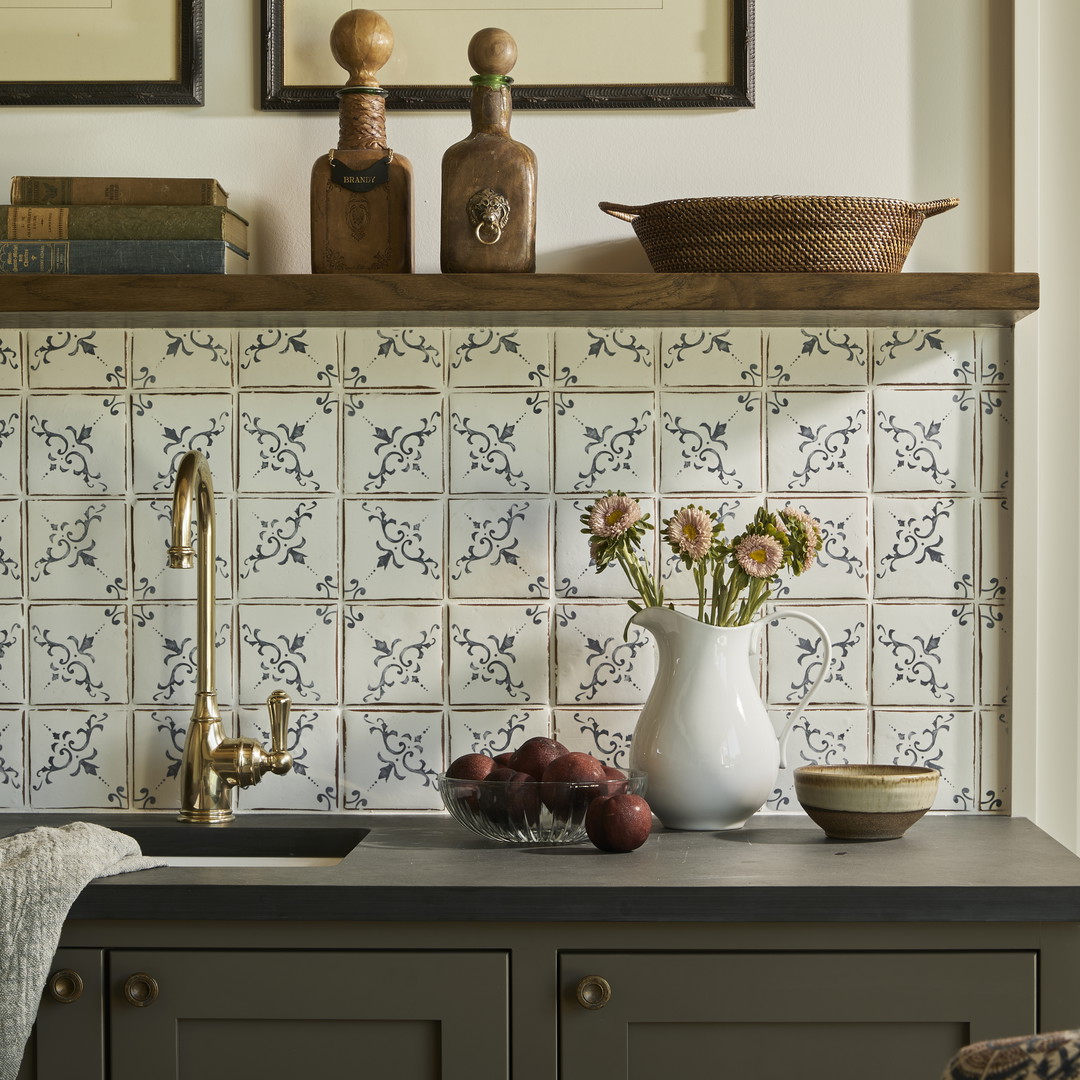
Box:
left=559, top=951, right=1037, bottom=1080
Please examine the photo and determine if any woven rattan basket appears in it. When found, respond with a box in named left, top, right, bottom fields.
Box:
left=599, top=195, right=959, bottom=273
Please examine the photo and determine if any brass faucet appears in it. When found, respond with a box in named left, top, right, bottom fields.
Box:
left=168, top=450, right=293, bottom=823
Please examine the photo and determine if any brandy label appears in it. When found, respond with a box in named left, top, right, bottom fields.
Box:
left=330, top=155, right=390, bottom=192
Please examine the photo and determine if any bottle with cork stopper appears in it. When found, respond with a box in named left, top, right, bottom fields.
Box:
left=310, top=9, right=413, bottom=273
left=440, top=27, right=537, bottom=273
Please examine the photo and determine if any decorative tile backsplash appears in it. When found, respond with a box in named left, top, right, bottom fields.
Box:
left=0, top=323, right=1012, bottom=816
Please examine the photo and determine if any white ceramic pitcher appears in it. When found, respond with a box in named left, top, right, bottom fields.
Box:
left=628, top=606, right=832, bottom=831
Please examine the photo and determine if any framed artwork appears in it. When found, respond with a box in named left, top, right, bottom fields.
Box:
left=261, top=0, right=754, bottom=111
left=0, top=0, right=203, bottom=107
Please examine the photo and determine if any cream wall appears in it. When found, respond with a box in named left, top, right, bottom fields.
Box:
left=0, top=0, right=1012, bottom=274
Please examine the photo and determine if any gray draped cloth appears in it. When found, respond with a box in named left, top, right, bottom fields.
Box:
left=0, top=822, right=163, bottom=1080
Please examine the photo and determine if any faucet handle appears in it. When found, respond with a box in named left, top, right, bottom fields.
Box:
left=266, top=690, right=293, bottom=775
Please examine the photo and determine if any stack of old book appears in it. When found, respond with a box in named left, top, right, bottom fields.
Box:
left=0, top=176, right=248, bottom=274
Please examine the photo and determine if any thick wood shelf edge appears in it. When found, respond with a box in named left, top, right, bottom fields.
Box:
left=0, top=272, right=1038, bottom=328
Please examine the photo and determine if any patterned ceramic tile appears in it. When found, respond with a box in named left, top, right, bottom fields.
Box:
left=449, top=328, right=551, bottom=387
left=978, top=708, right=1010, bottom=812
left=238, top=328, right=339, bottom=388
left=236, top=496, right=339, bottom=599
left=766, top=328, right=869, bottom=387
left=0, top=608, right=24, bottom=704
left=659, top=390, right=762, bottom=493
left=771, top=497, right=868, bottom=601
left=131, top=603, right=233, bottom=707
left=27, top=393, right=127, bottom=495
left=872, top=708, right=976, bottom=811
left=766, top=603, right=869, bottom=707
left=554, top=390, right=653, bottom=493
left=872, top=603, right=975, bottom=707
left=342, top=708, right=442, bottom=810
left=978, top=330, right=1011, bottom=386
left=343, top=499, right=444, bottom=601
left=450, top=391, right=550, bottom=493
left=237, top=603, right=338, bottom=705
left=238, top=392, right=338, bottom=493
left=0, top=502, right=23, bottom=600
left=344, top=328, right=443, bottom=389
left=979, top=388, right=1011, bottom=492
left=448, top=604, right=550, bottom=705
left=766, top=390, right=870, bottom=492
left=554, top=707, right=637, bottom=769
left=447, top=707, right=549, bottom=762
left=764, top=708, right=871, bottom=813
left=874, top=388, right=976, bottom=492
left=448, top=498, right=549, bottom=599
left=132, top=496, right=233, bottom=603
left=26, top=500, right=128, bottom=601
left=660, top=328, right=763, bottom=387
left=28, top=604, right=127, bottom=704
left=0, top=333, right=21, bottom=390
left=980, top=498, right=1010, bottom=602
left=28, top=708, right=128, bottom=808
left=872, top=328, right=977, bottom=384
left=238, top=704, right=339, bottom=810
left=0, top=710, right=24, bottom=807
left=873, top=497, right=975, bottom=600
left=555, top=327, right=657, bottom=387
left=27, top=329, right=126, bottom=389
left=130, top=329, right=233, bottom=390
left=0, top=399, right=20, bottom=495
left=130, top=392, right=233, bottom=494
left=555, top=603, right=656, bottom=706
left=131, top=708, right=195, bottom=811
left=343, top=603, right=443, bottom=705
left=344, top=392, right=443, bottom=494
left=979, top=606, right=1009, bottom=706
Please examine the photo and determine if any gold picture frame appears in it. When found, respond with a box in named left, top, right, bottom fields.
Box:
left=0, top=0, right=203, bottom=107
left=261, top=0, right=754, bottom=111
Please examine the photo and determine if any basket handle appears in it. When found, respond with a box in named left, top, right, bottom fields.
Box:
left=598, top=201, right=644, bottom=223
left=914, top=197, right=960, bottom=219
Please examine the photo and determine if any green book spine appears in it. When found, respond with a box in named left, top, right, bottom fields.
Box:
left=5, top=205, right=248, bottom=248
left=0, top=240, right=248, bottom=274
left=9, top=176, right=229, bottom=206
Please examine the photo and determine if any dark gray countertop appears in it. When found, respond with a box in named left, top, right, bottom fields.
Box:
left=4, top=811, right=1080, bottom=923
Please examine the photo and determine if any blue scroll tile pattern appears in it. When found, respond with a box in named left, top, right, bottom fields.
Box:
left=0, top=323, right=1011, bottom=814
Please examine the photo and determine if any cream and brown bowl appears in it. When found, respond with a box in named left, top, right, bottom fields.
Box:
left=793, top=764, right=940, bottom=841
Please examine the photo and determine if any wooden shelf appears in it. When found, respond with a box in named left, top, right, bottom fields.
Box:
left=0, top=272, right=1038, bottom=328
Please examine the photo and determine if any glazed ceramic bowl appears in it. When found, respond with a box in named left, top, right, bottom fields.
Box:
left=793, top=764, right=939, bottom=841
left=437, top=770, right=647, bottom=844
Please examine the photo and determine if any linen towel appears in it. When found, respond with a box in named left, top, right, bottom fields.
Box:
left=0, top=822, right=163, bottom=1080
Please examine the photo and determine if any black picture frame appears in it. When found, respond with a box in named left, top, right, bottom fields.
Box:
left=261, top=0, right=754, bottom=111
left=0, top=0, right=204, bottom=108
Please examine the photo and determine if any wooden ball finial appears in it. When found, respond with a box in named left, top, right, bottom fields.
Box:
left=330, top=9, right=394, bottom=87
left=468, top=27, right=517, bottom=77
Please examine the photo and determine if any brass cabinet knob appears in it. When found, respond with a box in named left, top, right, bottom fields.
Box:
left=47, top=969, right=84, bottom=1004
left=575, top=975, right=612, bottom=1010
left=122, top=973, right=159, bottom=1007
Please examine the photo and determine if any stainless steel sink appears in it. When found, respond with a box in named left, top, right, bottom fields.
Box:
left=115, top=824, right=369, bottom=868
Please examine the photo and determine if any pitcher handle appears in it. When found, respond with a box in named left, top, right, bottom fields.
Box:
left=758, top=611, right=833, bottom=769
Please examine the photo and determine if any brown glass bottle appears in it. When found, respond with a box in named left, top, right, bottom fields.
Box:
left=441, top=28, right=536, bottom=273
left=311, top=9, right=413, bottom=274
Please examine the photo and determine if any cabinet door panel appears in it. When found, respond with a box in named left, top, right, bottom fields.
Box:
left=109, top=950, right=508, bottom=1080
left=560, top=952, right=1037, bottom=1080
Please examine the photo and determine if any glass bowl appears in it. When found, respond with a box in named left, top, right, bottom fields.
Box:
left=436, top=770, right=648, bottom=844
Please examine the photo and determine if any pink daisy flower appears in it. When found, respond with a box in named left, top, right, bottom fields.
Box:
left=666, top=506, right=714, bottom=560
left=735, top=533, right=784, bottom=578
left=588, top=494, right=643, bottom=538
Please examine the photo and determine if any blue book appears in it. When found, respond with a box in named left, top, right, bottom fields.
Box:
left=0, top=239, right=248, bottom=274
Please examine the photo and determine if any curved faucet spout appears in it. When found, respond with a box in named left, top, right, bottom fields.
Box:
left=168, top=450, right=216, bottom=700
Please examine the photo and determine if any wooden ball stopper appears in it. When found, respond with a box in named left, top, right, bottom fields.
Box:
left=330, top=9, right=394, bottom=87
left=468, top=27, right=517, bottom=77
